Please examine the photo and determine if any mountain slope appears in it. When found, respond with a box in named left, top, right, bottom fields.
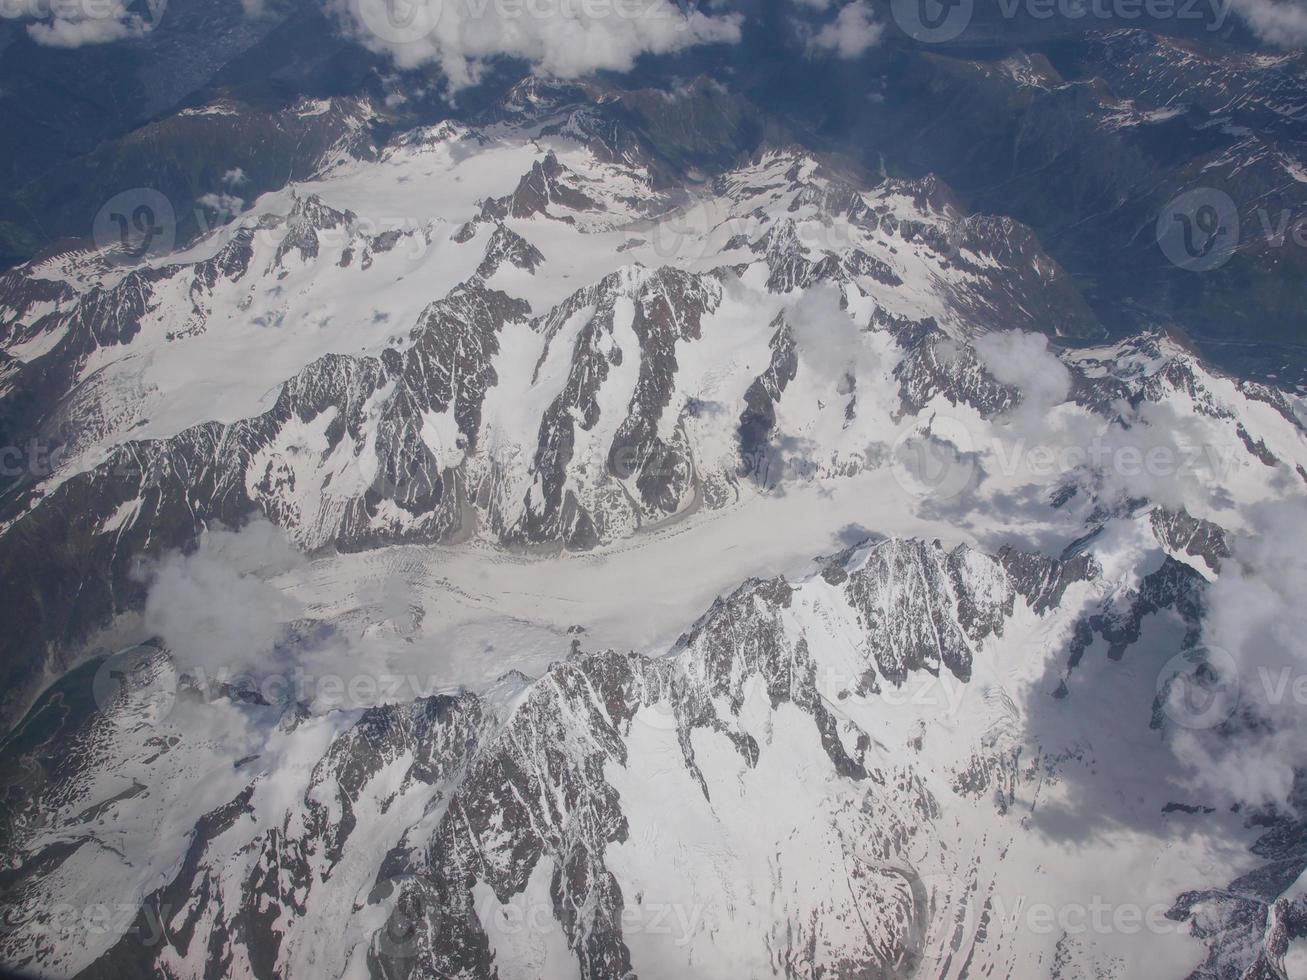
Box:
left=1, top=78, right=1307, bottom=980
left=9, top=532, right=1292, bottom=980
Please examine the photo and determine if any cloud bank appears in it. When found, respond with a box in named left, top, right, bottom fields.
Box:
left=329, top=0, right=743, bottom=89
left=134, top=518, right=448, bottom=714
left=1174, top=497, right=1307, bottom=806
left=139, top=519, right=305, bottom=676
left=1230, top=0, right=1307, bottom=47
left=4, top=0, right=163, bottom=48
left=973, top=330, right=1070, bottom=403
left=806, top=0, right=882, bottom=58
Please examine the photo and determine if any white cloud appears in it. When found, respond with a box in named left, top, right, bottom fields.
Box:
left=134, top=519, right=449, bottom=714
left=806, top=0, right=882, bottom=59
left=139, top=518, right=305, bottom=676
left=973, top=329, right=1071, bottom=426
left=964, top=331, right=1248, bottom=516
left=197, top=192, right=246, bottom=219
left=1172, top=497, right=1307, bottom=807
left=328, top=0, right=742, bottom=89
left=1230, top=0, right=1307, bottom=47
left=222, top=167, right=249, bottom=187
left=786, top=283, right=882, bottom=382
left=5, top=0, right=163, bottom=48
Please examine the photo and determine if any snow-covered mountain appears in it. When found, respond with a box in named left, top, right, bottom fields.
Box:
left=1, top=523, right=1300, bottom=980
left=2, top=78, right=1307, bottom=980
left=835, top=30, right=1307, bottom=384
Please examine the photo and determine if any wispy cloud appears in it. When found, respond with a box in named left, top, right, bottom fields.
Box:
left=6, top=0, right=164, bottom=48
left=327, top=0, right=742, bottom=90
left=1230, top=0, right=1307, bottom=47
left=806, top=0, right=882, bottom=59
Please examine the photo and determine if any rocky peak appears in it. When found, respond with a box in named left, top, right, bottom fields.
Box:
left=481, top=152, right=599, bottom=222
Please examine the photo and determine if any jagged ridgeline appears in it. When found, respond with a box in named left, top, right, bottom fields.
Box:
left=0, top=75, right=1305, bottom=980
left=2, top=81, right=1302, bottom=727
left=6, top=533, right=1293, bottom=979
